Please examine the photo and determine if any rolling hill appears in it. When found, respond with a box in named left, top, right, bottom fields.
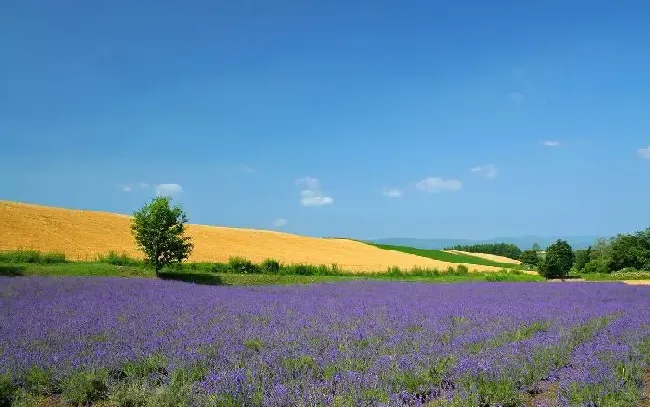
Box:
left=371, top=236, right=598, bottom=250
left=0, top=200, right=505, bottom=273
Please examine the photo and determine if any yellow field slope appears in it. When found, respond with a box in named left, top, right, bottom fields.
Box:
left=0, top=200, right=503, bottom=273
left=444, top=250, right=521, bottom=265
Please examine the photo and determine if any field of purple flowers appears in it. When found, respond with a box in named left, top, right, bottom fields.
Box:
left=1, top=277, right=649, bottom=406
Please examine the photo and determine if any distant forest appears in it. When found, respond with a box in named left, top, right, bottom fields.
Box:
left=444, top=243, right=522, bottom=260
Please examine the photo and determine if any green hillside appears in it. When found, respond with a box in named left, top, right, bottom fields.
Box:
left=371, top=243, right=521, bottom=269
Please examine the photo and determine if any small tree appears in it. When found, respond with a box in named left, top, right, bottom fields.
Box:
left=572, top=247, right=591, bottom=272
left=131, top=196, right=194, bottom=274
left=540, top=239, right=574, bottom=279
left=519, top=249, right=540, bottom=269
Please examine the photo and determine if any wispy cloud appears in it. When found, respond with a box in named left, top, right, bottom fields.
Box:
left=119, top=183, right=149, bottom=192
left=470, top=164, right=498, bottom=179
left=638, top=147, right=650, bottom=159
left=296, top=177, right=334, bottom=207
left=415, top=177, right=462, bottom=193
left=236, top=164, right=255, bottom=174
left=382, top=188, right=403, bottom=198
left=155, top=184, right=183, bottom=197
left=508, top=92, right=526, bottom=106
left=541, top=140, right=560, bottom=147
left=272, top=218, right=288, bottom=227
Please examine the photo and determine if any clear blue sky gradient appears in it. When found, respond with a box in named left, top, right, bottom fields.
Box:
left=2, top=0, right=650, bottom=239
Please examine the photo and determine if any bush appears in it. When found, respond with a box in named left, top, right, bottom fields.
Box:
left=61, top=370, right=108, bottom=405
left=387, top=266, right=403, bottom=276
left=456, top=264, right=469, bottom=275
left=228, top=257, right=260, bottom=274
left=21, top=366, right=58, bottom=396
left=0, top=250, right=66, bottom=264
left=0, top=373, right=16, bottom=407
left=617, top=267, right=639, bottom=274
left=583, top=259, right=611, bottom=274
left=209, top=263, right=231, bottom=273
left=96, top=251, right=141, bottom=267
left=261, top=258, right=281, bottom=274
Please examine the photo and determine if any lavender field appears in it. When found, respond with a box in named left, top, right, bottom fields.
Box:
left=1, top=277, right=649, bottom=406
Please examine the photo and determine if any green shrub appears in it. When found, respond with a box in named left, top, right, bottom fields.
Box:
left=617, top=267, right=638, bottom=274
left=0, top=372, right=16, bottom=407
left=209, top=263, right=231, bottom=273
left=261, top=258, right=281, bottom=274
left=456, top=264, right=469, bottom=275
left=228, top=257, right=260, bottom=274
left=387, top=266, right=403, bottom=276
left=21, top=366, right=58, bottom=396
left=61, top=369, right=108, bottom=405
left=106, top=379, right=150, bottom=407
left=290, top=264, right=315, bottom=276
left=485, top=274, right=509, bottom=282
left=96, top=251, right=141, bottom=266
left=583, top=259, right=611, bottom=274
left=0, top=250, right=66, bottom=264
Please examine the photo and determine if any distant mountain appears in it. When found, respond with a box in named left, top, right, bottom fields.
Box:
left=370, top=236, right=600, bottom=250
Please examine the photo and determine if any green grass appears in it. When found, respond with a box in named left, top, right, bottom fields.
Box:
left=0, top=249, right=67, bottom=264
left=370, top=243, right=522, bottom=269
left=0, top=261, right=543, bottom=285
left=579, top=271, right=650, bottom=281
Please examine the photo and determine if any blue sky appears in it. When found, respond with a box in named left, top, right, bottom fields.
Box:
left=2, top=0, right=650, bottom=240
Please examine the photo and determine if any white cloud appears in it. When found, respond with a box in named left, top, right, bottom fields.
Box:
left=508, top=92, right=526, bottom=106
left=155, top=184, right=183, bottom=197
left=272, top=218, right=288, bottom=227
left=470, top=164, right=498, bottom=179
left=296, top=177, right=334, bottom=207
left=236, top=164, right=255, bottom=174
left=637, top=147, right=650, bottom=159
left=382, top=188, right=403, bottom=198
left=541, top=140, right=560, bottom=147
left=118, top=183, right=150, bottom=192
left=415, top=177, right=462, bottom=193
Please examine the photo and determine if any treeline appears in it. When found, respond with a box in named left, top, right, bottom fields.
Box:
left=444, top=243, right=522, bottom=260
left=516, top=227, right=650, bottom=277
left=573, top=227, right=650, bottom=274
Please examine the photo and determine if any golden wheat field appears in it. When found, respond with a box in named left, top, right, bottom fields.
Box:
left=443, top=249, right=521, bottom=265
left=0, top=200, right=505, bottom=273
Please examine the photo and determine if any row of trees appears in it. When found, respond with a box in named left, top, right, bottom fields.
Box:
left=573, top=228, right=650, bottom=274
left=518, top=227, right=650, bottom=278
left=443, top=243, right=522, bottom=260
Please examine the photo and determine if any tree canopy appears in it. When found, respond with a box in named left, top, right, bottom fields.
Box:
left=131, top=196, right=194, bottom=274
left=540, top=239, right=574, bottom=279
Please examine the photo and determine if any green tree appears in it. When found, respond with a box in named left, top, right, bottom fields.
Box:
left=573, top=247, right=591, bottom=272
left=609, top=230, right=650, bottom=271
left=519, top=249, right=540, bottom=269
left=131, top=196, right=194, bottom=274
left=540, top=239, right=574, bottom=279
left=532, top=243, right=541, bottom=251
